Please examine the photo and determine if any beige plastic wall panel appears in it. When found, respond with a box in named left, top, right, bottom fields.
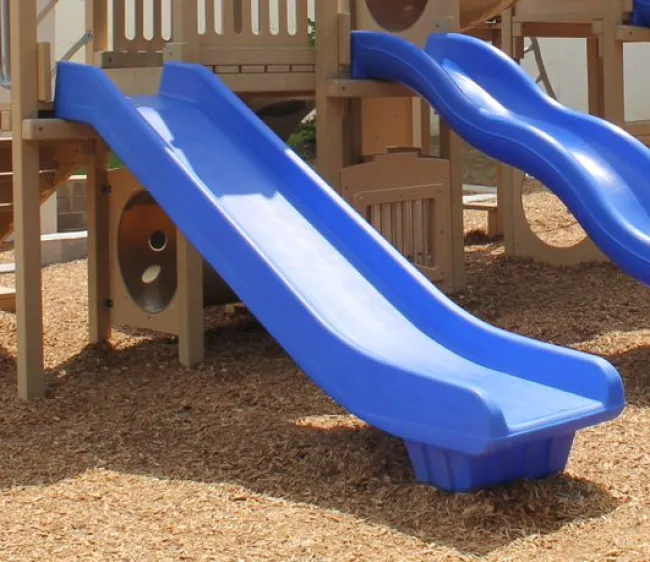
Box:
left=508, top=170, right=606, bottom=265
left=104, top=67, right=163, bottom=96
left=107, top=168, right=187, bottom=335
left=361, top=98, right=421, bottom=158
left=341, top=152, right=453, bottom=288
left=354, top=0, right=459, bottom=45
left=354, top=0, right=515, bottom=43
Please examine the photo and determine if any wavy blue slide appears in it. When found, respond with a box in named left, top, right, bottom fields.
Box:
left=54, top=40, right=624, bottom=492
left=352, top=30, right=650, bottom=287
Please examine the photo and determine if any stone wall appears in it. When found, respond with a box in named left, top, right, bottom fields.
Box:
left=56, top=176, right=87, bottom=232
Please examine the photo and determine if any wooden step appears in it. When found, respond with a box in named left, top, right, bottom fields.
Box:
left=0, top=136, right=90, bottom=241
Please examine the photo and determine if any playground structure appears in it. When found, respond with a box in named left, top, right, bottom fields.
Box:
left=1, top=0, right=641, bottom=493
left=5, top=0, right=519, bottom=398
left=8, top=0, right=642, bottom=397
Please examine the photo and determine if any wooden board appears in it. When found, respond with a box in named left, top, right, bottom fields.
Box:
left=461, top=0, right=517, bottom=30
left=0, top=286, right=15, bottom=312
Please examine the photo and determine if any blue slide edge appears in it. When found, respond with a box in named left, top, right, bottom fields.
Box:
left=632, top=0, right=650, bottom=26
left=53, top=58, right=624, bottom=492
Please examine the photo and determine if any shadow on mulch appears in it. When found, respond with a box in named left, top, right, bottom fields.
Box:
left=464, top=229, right=502, bottom=246
left=456, top=247, right=650, bottom=348
left=607, top=344, right=650, bottom=408
left=0, top=315, right=619, bottom=557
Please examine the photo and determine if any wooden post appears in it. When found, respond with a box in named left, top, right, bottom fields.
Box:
left=36, top=42, right=52, bottom=102
left=162, top=0, right=204, bottom=365
left=86, top=142, right=111, bottom=343
left=86, top=0, right=108, bottom=64
left=315, top=1, right=347, bottom=189
left=587, top=37, right=605, bottom=118
left=496, top=8, right=515, bottom=253
left=84, top=0, right=111, bottom=344
left=164, top=0, right=199, bottom=63
left=435, top=0, right=464, bottom=290
left=601, top=1, right=625, bottom=126
left=10, top=0, right=44, bottom=398
left=176, top=232, right=204, bottom=367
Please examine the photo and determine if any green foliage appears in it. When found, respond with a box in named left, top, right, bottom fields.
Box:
left=75, top=152, right=124, bottom=175
left=308, top=18, right=316, bottom=46
left=287, top=20, right=317, bottom=162
left=288, top=113, right=316, bottom=162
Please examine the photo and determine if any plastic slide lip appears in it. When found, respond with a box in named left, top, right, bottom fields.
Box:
left=53, top=52, right=624, bottom=491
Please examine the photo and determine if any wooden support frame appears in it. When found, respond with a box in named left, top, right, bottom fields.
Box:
left=11, top=0, right=45, bottom=398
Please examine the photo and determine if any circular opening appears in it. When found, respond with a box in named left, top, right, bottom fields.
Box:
left=522, top=176, right=587, bottom=248
left=142, top=264, right=162, bottom=284
left=364, top=0, right=427, bottom=32
left=149, top=230, right=167, bottom=252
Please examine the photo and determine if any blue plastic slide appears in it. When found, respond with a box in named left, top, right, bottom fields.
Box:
left=352, top=31, right=650, bottom=287
left=632, top=0, right=650, bottom=26
left=54, top=58, right=624, bottom=493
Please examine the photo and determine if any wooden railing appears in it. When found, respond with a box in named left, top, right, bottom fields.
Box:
left=110, top=0, right=314, bottom=54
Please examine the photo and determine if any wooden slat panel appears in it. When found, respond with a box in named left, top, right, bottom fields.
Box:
left=294, top=0, right=309, bottom=40
left=222, top=0, right=236, bottom=35
left=205, top=0, right=216, bottom=37
left=113, top=0, right=127, bottom=50
left=241, top=0, right=253, bottom=36
left=134, top=0, right=145, bottom=45
left=152, top=0, right=162, bottom=41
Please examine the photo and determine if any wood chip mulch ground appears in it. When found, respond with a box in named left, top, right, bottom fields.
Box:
left=0, top=144, right=648, bottom=561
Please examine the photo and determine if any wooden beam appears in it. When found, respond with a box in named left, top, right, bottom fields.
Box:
left=96, top=51, right=163, bottom=69
left=616, top=25, right=650, bottom=42
left=22, top=119, right=97, bottom=141
left=216, top=72, right=315, bottom=95
left=10, top=0, right=44, bottom=398
left=625, top=120, right=650, bottom=137
left=327, top=79, right=414, bottom=98
left=514, top=22, right=595, bottom=38
left=199, top=47, right=315, bottom=67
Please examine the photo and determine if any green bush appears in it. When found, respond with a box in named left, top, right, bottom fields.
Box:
left=287, top=114, right=316, bottom=162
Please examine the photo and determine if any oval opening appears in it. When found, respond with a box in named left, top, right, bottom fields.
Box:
left=142, top=264, right=162, bottom=284
left=364, top=0, right=427, bottom=32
